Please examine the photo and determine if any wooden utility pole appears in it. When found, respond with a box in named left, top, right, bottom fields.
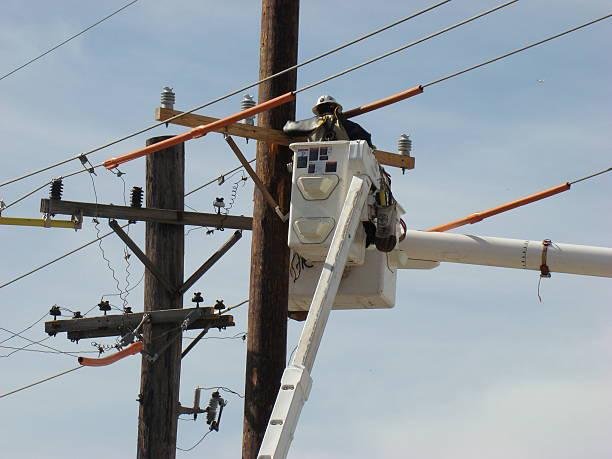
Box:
left=243, top=1, right=300, bottom=457
left=137, top=136, right=185, bottom=459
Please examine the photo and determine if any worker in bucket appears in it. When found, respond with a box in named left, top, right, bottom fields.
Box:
left=283, top=95, right=375, bottom=148
left=285, top=95, right=398, bottom=253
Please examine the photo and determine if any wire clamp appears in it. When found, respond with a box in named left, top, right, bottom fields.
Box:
left=78, top=154, right=97, bottom=175
left=539, top=239, right=552, bottom=278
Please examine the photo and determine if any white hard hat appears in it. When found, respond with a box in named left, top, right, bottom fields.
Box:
left=312, top=95, right=342, bottom=115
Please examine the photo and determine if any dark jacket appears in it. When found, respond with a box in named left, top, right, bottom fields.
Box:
left=283, top=114, right=375, bottom=149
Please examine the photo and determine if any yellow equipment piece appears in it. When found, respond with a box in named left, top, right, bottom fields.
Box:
left=0, top=217, right=81, bottom=229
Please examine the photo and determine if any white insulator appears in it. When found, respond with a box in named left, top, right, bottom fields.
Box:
left=397, top=134, right=412, bottom=156
left=160, top=86, right=175, bottom=109
left=241, top=94, right=256, bottom=126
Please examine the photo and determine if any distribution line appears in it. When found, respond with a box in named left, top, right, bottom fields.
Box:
left=0, top=327, right=83, bottom=358
left=569, top=166, right=612, bottom=185
left=424, top=13, right=612, bottom=87
left=2, top=1, right=510, bottom=203
left=0, top=345, right=98, bottom=356
left=0, top=0, right=139, bottom=82
left=0, top=160, right=254, bottom=291
left=0, top=313, right=47, bottom=345
left=3, top=11, right=611, bottom=290
left=298, top=0, right=518, bottom=93
left=0, top=0, right=451, bottom=189
left=0, top=223, right=124, bottom=290
left=176, top=430, right=213, bottom=452
left=1, top=161, right=105, bottom=213
left=0, top=366, right=83, bottom=399
left=104, top=0, right=518, bottom=168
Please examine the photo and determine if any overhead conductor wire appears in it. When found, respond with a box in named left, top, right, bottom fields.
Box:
left=0, top=0, right=507, bottom=211
left=297, top=0, right=519, bottom=93
left=0, top=0, right=452, bottom=189
left=424, top=13, right=612, bottom=88
left=0, top=158, right=255, bottom=290
left=0, top=0, right=139, bottom=83
left=2, top=12, right=611, bottom=290
left=0, top=366, right=83, bottom=399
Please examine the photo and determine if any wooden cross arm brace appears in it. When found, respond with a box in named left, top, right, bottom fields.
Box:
left=109, top=219, right=177, bottom=294
left=45, top=307, right=234, bottom=340
left=156, top=107, right=415, bottom=170
left=40, top=198, right=253, bottom=230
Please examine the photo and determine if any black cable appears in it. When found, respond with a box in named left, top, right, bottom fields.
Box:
left=0, top=0, right=451, bottom=189
left=0, top=1, right=139, bottom=82
left=0, top=327, right=81, bottom=358
left=0, top=161, right=254, bottom=291
left=0, top=313, right=47, bottom=345
left=176, top=430, right=212, bottom=452
left=0, top=344, right=98, bottom=356
left=569, top=166, right=612, bottom=185
left=424, top=13, right=612, bottom=88
left=0, top=1, right=509, bottom=212
left=0, top=366, right=83, bottom=399
left=297, top=0, right=518, bottom=93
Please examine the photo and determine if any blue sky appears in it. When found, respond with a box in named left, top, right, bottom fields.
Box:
left=0, top=1, right=610, bottom=457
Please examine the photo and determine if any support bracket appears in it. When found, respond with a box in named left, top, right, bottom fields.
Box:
left=224, top=135, right=288, bottom=221
left=178, top=230, right=243, bottom=295
left=109, top=219, right=177, bottom=295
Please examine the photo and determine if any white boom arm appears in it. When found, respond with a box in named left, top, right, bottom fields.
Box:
left=394, top=230, right=612, bottom=278
left=258, top=175, right=372, bottom=459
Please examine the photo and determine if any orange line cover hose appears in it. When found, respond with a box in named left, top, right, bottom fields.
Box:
left=104, top=92, right=296, bottom=169
left=78, top=341, right=143, bottom=367
left=426, top=182, right=571, bottom=233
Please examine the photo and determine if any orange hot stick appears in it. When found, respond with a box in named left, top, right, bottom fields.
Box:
left=104, top=92, right=296, bottom=169
left=426, top=182, right=571, bottom=233
left=78, top=341, right=144, bottom=367
left=343, top=85, right=424, bottom=118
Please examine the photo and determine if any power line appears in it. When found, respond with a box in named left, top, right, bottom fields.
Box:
left=424, top=13, right=612, bottom=88
left=570, top=166, right=612, bottom=185
left=3, top=11, right=611, bottom=292
left=0, top=327, right=83, bottom=358
left=1, top=161, right=104, bottom=213
left=1, top=1, right=503, bottom=212
left=0, top=161, right=254, bottom=291
left=0, top=0, right=451, bottom=189
left=0, top=0, right=139, bottom=83
left=298, top=0, right=518, bottom=94
left=0, top=224, right=121, bottom=291
left=0, top=344, right=98, bottom=356
left=176, top=430, right=213, bottom=452
left=0, top=365, right=83, bottom=399
left=0, top=313, right=47, bottom=345
left=186, top=159, right=255, bottom=197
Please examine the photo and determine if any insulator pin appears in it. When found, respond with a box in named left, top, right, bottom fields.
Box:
left=241, top=94, right=256, bottom=126
left=160, top=87, right=175, bottom=110
left=98, top=300, right=111, bottom=315
left=397, top=134, right=412, bottom=156
left=192, top=292, right=204, bottom=307
left=49, top=305, right=61, bottom=320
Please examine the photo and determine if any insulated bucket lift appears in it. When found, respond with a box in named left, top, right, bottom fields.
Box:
left=287, top=140, right=402, bottom=312
left=259, top=140, right=612, bottom=459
